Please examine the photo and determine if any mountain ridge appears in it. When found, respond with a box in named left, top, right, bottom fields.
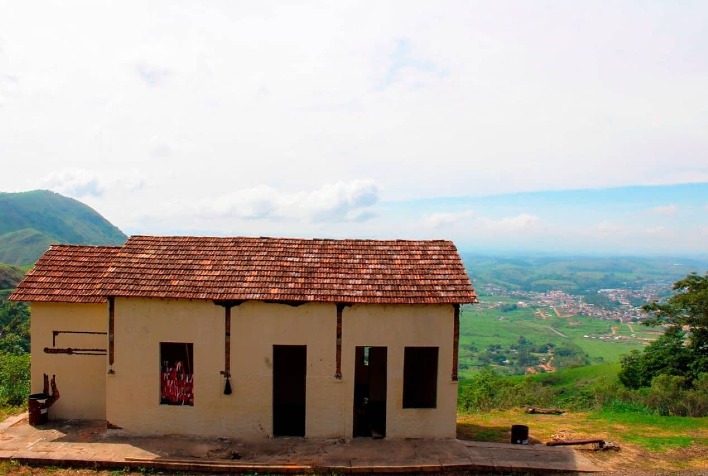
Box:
left=0, top=190, right=127, bottom=266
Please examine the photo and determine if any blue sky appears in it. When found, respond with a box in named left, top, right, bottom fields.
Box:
left=0, top=2, right=706, bottom=255
left=380, top=184, right=708, bottom=255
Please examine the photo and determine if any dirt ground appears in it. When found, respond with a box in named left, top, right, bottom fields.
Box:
left=457, top=409, right=708, bottom=475
left=1, top=408, right=706, bottom=475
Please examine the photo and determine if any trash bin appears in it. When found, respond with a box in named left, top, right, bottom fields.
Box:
left=28, top=393, right=49, bottom=425
left=511, top=424, right=529, bottom=444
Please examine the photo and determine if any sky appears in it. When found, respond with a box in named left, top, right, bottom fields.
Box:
left=1, top=1, right=707, bottom=255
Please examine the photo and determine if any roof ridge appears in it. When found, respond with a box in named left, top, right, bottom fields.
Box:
left=48, top=243, right=123, bottom=249
left=12, top=235, right=477, bottom=305
left=127, top=235, right=454, bottom=243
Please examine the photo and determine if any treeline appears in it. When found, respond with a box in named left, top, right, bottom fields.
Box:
left=458, top=366, right=708, bottom=417
left=462, top=254, right=706, bottom=295
left=0, top=300, right=30, bottom=407
left=461, top=337, right=590, bottom=375
left=460, top=272, right=708, bottom=418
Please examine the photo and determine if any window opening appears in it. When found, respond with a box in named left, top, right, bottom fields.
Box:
left=403, top=347, right=438, bottom=408
left=160, top=342, right=194, bottom=406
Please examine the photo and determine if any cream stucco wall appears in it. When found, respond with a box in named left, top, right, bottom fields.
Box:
left=30, top=302, right=107, bottom=419
left=106, top=298, right=344, bottom=438
left=342, top=304, right=458, bottom=439
left=105, top=298, right=457, bottom=440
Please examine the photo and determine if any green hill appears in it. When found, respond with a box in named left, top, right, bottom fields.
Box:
left=462, top=254, right=708, bottom=293
left=0, top=190, right=127, bottom=266
left=0, top=262, right=26, bottom=300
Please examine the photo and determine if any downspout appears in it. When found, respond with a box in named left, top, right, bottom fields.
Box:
left=223, top=305, right=232, bottom=395
left=108, top=296, right=115, bottom=374
left=335, top=303, right=350, bottom=380
left=214, top=300, right=244, bottom=395
left=335, top=304, right=344, bottom=380
left=452, top=303, right=460, bottom=381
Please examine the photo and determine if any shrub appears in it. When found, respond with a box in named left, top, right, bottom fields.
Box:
left=646, top=374, right=708, bottom=417
left=0, top=352, right=30, bottom=407
left=459, top=368, right=518, bottom=412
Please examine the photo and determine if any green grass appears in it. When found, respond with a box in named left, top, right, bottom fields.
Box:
left=458, top=407, right=708, bottom=472
left=622, top=435, right=702, bottom=452
left=458, top=306, right=650, bottom=378
left=527, top=363, right=620, bottom=387
left=593, top=406, right=708, bottom=431
left=591, top=408, right=708, bottom=452
left=0, top=460, right=21, bottom=475
left=0, top=405, right=24, bottom=422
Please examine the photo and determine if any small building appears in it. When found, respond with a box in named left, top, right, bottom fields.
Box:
left=10, top=235, right=477, bottom=440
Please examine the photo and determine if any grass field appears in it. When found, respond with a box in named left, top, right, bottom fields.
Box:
left=458, top=304, right=656, bottom=378
left=457, top=408, right=708, bottom=474
left=457, top=362, right=708, bottom=473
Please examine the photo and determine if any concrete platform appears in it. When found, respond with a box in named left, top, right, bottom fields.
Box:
left=0, top=414, right=600, bottom=474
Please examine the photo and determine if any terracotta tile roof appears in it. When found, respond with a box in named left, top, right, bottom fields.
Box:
left=11, top=236, right=478, bottom=304
left=9, top=245, right=121, bottom=303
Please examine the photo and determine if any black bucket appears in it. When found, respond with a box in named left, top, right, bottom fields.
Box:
left=511, top=424, right=529, bottom=444
left=28, top=393, right=49, bottom=425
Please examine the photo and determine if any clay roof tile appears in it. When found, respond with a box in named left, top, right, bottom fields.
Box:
left=10, top=236, right=477, bottom=304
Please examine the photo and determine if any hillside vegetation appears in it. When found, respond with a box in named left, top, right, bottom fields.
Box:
left=463, top=254, right=708, bottom=293
left=457, top=364, right=708, bottom=473
left=0, top=263, right=25, bottom=292
left=0, top=190, right=127, bottom=265
left=458, top=302, right=658, bottom=378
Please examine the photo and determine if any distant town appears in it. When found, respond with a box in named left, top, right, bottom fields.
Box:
left=477, top=283, right=669, bottom=323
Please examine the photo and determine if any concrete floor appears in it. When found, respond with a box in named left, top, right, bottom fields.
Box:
left=0, top=414, right=600, bottom=474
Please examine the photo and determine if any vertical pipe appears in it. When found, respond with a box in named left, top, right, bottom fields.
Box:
left=335, top=303, right=344, bottom=379
left=223, top=305, right=232, bottom=394
left=108, top=296, right=115, bottom=373
left=225, top=305, right=231, bottom=376
left=452, top=304, right=460, bottom=381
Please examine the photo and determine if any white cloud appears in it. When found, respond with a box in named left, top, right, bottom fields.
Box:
left=423, top=210, right=475, bottom=228
left=0, top=74, right=19, bottom=108
left=590, top=222, right=630, bottom=239
left=134, top=62, right=171, bottom=87
left=650, top=205, right=679, bottom=216
left=295, top=179, right=379, bottom=222
left=475, top=214, right=541, bottom=233
left=1, top=2, right=708, bottom=254
left=191, top=185, right=278, bottom=219
left=375, top=38, right=447, bottom=91
left=644, top=226, right=671, bottom=237
left=39, top=169, right=145, bottom=198
left=156, top=179, right=379, bottom=224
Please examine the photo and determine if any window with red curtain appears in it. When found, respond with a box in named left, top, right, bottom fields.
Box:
left=160, top=342, right=194, bottom=406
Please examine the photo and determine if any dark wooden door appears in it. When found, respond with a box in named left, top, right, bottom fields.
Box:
left=353, top=346, right=387, bottom=438
left=273, top=345, right=307, bottom=436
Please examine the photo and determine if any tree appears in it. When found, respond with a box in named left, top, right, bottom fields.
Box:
left=0, top=301, right=30, bottom=354
left=620, top=272, right=708, bottom=388
left=619, top=327, right=692, bottom=389
left=0, top=352, right=30, bottom=406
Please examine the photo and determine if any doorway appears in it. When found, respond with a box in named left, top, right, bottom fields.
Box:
left=273, top=345, right=307, bottom=437
left=353, top=346, right=387, bottom=438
